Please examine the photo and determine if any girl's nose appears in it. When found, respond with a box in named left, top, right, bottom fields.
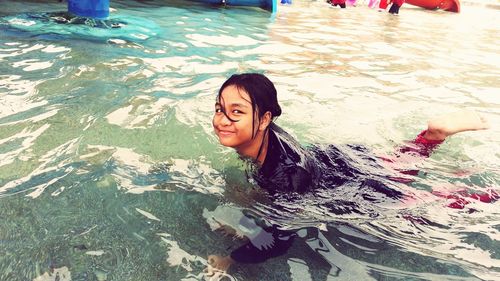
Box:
left=218, top=113, right=232, bottom=126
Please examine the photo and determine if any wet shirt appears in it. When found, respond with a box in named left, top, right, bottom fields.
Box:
left=254, top=124, right=395, bottom=196
left=228, top=125, right=448, bottom=264
left=255, top=124, right=318, bottom=194
left=228, top=122, right=452, bottom=264
left=230, top=124, right=404, bottom=264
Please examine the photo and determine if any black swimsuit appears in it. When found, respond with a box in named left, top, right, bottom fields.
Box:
left=229, top=124, right=406, bottom=263
left=255, top=124, right=318, bottom=194
left=227, top=124, right=449, bottom=264
left=255, top=124, right=402, bottom=197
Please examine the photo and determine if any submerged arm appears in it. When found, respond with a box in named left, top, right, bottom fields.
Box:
left=229, top=222, right=296, bottom=263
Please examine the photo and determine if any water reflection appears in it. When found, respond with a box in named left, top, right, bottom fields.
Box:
left=0, top=0, right=499, bottom=280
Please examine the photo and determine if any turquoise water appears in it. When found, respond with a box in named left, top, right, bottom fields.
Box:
left=1, top=0, right=499, bottom=280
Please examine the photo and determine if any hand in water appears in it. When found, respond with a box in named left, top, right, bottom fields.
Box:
left=204, top=255, right=234, bottom=278
left=247, top=227, right=275, bottom=250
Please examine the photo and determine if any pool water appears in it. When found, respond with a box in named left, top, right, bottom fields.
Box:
left=0, top=0, right=499, bottom=280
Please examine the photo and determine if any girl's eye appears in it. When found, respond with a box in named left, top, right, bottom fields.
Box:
left=215, top=108, right=222, bottom=113
left=232, top=110, right=243, bottom=114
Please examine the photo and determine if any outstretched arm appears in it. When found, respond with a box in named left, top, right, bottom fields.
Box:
left=205, top=209, right=296, bottom=274
left=397, top=110, right=489, bottom=158
left=379, top=110, right=490, bottom=178
left=229, top=224, right=295, bottom=263
left=422, top=110, right=489, bottom=142
left=205, top=225, right=295, bottom=276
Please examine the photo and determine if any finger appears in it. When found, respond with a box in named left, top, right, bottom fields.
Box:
left=210, top=271, right=223, bottom=281
left=205, top=268, right=224, bottom=279
left=204, top=266, right=214, bottom=277
left=207, top=255, right=216, bottom=265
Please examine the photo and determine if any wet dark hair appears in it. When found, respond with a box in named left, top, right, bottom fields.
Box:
left=216, top=73, right=282, bottom=138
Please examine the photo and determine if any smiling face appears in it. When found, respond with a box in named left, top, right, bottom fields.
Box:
left=213, top=85, right=259, bottom=152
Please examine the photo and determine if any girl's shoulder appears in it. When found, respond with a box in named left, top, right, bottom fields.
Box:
left=255, top=125, right=317, bottom=193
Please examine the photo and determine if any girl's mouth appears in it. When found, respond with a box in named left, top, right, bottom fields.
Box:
left=218, top=130, right=235, bottom=136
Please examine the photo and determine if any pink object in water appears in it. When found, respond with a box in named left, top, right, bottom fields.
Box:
left=346, top=0, right=356, bottom=6
left=368, top=0, right=380, bottom=8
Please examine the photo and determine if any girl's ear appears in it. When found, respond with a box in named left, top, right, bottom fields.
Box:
left=259, top=111, right=272, bottom=131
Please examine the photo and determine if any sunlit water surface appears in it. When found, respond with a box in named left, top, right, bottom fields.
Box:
left=0, top=0, right=499, bottom=280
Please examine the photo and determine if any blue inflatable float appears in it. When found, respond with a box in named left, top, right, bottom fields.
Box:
left=68, top=0, right=277, bottom=16
left=68, top=0, right=110, bottom=19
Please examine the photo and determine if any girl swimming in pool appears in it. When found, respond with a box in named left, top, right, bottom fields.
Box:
left=206, top=73, right=491, bottom=274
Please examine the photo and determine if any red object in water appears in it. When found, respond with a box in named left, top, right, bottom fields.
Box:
left=406, top=0, right=460, bottom=12
left=432, top=189, right=500, bottom=209
left=379, top=0, right=389, bottom=9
